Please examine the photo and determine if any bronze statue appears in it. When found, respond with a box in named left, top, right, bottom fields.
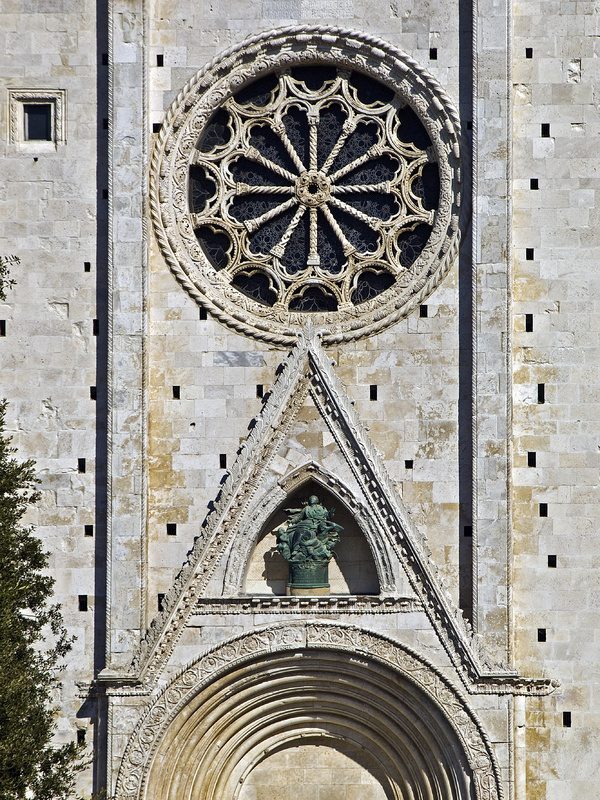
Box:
left=276, top=495, right=343, bottom=590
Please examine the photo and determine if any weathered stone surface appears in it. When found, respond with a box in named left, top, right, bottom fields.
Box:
left=1, top=0, right=598, bottom=796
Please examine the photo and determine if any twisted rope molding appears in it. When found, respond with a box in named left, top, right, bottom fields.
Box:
left=149, top=26, right=467, bottom=347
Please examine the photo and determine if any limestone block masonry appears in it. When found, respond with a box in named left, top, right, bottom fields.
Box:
left=1, top=0, right=599, bottom=797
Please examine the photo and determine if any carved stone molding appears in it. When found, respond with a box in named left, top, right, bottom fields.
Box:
left=192, top=596, right=420, bottom=614
left=121, top=327, right=557, bottom=694
left=150, top=27, right=463, bottom=346
left=114, top=622, right=503, bottom=800
left=7, top=89, right=66, bottom=147
left=222, top=460, right=396, bottom=595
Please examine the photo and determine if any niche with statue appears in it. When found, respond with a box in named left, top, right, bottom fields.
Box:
left=244, top=483, right=380, bottom=596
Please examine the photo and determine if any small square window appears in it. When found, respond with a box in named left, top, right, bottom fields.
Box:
left=8, top=90, right=65, bottom=148
left=24, top=104, right=52, bottom=140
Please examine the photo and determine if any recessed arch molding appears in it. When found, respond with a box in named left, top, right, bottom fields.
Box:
left=115, top=623, right=503, bottom=800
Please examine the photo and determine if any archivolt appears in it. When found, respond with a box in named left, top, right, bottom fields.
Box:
left=116, top=623, right=502, bottom=800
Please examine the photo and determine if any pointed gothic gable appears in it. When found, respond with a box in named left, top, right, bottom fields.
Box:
left=126, top=325, right=514, bottom=687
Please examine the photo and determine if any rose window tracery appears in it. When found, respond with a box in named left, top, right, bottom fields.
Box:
left=152, top=29, right=463, bottom=344
left=190, top=67, right=441, bottom=314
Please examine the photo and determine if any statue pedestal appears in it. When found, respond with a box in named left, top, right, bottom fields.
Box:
left=287, top=585, right=330, bottom=596
left=287, top=561, right=330, bottom=595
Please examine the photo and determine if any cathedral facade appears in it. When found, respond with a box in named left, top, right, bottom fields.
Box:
left=1, top=0, right=599, bottom=797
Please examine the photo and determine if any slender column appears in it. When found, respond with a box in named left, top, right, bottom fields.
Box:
left=106, top=0, right=147, bottom=672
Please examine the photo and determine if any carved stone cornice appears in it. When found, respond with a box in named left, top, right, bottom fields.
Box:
left=192, top=596, right=421, bottom=614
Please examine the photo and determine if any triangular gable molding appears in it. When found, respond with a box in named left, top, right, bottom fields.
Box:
left=126, top=329, right=314, bottom=682
left=302, top=328, right=516, bottom=682
left=121, top=324, right=513, bottom=687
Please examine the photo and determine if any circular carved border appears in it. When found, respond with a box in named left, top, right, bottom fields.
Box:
left=150, top=27, right=464, bottom=346
left=115, top=623, right=502, bottom=800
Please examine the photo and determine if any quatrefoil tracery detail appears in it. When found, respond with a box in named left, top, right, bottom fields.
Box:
left=190, top=68, right=440, bottom=312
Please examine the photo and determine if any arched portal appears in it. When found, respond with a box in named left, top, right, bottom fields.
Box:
left=116, top=624, right=502, bottom=800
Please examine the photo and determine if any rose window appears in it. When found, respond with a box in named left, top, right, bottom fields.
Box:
left=191, top=68, right=440, bottom=313
left=152, top=29, right=463, bottom=344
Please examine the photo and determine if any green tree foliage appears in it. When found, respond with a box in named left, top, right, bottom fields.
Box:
left=0, top=256, right=17, bottom=302
left=0, top=401, right=84, bottom=800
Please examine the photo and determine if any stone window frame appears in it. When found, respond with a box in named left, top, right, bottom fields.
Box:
left=7, top=89, right=66, bottom=150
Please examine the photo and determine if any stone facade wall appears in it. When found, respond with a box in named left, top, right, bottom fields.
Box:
left=1, top=0, right=600, bottom=798
left=512, top=1, right=600, bottom=795
left=0, top=0, right=101, bottom=790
